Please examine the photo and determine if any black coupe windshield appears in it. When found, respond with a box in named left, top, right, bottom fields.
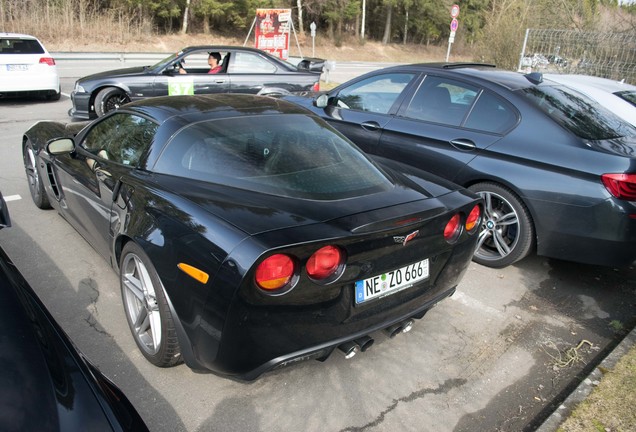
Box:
left=520, top=85, right=636, bottom=140
left=154, top=114, right=393, bottom=200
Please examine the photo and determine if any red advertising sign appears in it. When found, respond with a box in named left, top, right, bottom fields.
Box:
left=255, top=8, right=291, bottom=60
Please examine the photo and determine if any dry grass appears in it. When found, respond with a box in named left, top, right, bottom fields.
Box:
left=557, top=344, right=636, bottom=432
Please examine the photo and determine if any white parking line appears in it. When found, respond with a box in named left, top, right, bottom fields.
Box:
left=4, top=195, right=22, bottom=202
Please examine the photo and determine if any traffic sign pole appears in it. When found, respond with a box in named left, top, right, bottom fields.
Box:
left=446, top=5, right=460, bottom=62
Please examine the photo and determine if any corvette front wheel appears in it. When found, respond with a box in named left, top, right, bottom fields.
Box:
left=23, top=139, right=51, bottom=209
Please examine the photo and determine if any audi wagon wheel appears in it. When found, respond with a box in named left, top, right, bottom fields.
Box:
left=23, top=140, right=51, bottom=209
left=468, top=182, right=534, bottom=268
left=120, top=242, right=182, bottom=367
left=95, top=87, right=130, bottom=117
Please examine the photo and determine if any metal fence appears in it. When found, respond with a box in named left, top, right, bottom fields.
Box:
left=518, top=29, right=636, bottom=84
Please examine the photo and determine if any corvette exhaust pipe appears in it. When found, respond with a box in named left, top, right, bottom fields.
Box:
left=354, top=336, right=374, bottom=352
left=337, top=341, right=359, bottom=359
left=385, top=319, right=415, bottom=338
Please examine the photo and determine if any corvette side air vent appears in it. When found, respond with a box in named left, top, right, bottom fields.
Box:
left=46, top=163, right=61, bottom=200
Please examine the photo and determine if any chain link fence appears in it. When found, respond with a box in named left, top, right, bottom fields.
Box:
left=517, top=29, right=636, bottom=84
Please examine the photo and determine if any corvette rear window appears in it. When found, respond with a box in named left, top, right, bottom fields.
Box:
left=154, top=114, right=393, bottom=200
left=0, top=38, right=45, bottom=54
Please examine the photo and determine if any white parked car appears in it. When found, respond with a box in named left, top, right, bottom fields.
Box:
left=545, top=74, right=636, bottom=125
left=0, top=33, right=60, bottom=100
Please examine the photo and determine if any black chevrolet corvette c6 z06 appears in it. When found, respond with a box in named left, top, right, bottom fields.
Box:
left=23, top=94, right=482, bottom=380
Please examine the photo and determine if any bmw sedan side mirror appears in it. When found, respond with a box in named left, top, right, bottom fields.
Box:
left=47, top=138, right=75, bottom=155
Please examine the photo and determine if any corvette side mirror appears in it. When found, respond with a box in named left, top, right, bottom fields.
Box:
left=314, top=94, right=329, bottom=108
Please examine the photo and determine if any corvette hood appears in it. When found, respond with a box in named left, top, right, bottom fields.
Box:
left=153, top=163, right=469, bottom=236
left=79, top=66, right=149, bottom=82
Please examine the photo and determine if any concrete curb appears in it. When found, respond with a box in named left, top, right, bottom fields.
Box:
left=536, top=326, right=636, bottom=431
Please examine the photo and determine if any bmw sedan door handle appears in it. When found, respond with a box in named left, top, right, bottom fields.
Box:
left=450, top=139, right=477, bottom=151
left=361, top=121, right=381, bottom=132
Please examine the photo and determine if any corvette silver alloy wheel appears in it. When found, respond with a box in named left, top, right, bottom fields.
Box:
left=121, top=252, right=162, bottom=356
left=469, top=182, right=534, bottom=268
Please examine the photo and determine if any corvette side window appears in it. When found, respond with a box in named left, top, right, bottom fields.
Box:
left=333, top=73, right=415, bottom=114
left=81, top=114, right=157, bottom=166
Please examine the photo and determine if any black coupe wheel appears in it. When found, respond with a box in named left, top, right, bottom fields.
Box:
left=23, top=140, right=51, bottom=209
left=95, top=87, right=130, bottom=117
left=468, top=182, right=534, bottom=268
left=120, top=242, right=182, bottom=367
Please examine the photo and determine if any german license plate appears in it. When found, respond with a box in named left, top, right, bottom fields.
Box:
left=7, top=64, right=29, bottom=71
left=354, top=259, right=429, bottom=304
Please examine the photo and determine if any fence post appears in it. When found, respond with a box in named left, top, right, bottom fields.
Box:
left=518, top=28, right=530, bottom=72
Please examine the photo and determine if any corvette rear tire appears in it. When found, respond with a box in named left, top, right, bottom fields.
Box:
left=120, top=242, right=182, bottom=367
left=23, top=140, right=51, bottom=209
left=95, top=87, right=130, bottom=117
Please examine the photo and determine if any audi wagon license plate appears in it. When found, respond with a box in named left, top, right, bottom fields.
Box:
left=7, top=64, right=29, bottom=71
left=354, top=259, right=429, bottom=304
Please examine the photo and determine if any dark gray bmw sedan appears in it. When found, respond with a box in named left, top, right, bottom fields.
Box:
left=284, top=63, right=636, bottom=268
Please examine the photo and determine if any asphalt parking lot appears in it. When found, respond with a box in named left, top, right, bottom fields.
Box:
left=0, top=71, right=634, bottom=432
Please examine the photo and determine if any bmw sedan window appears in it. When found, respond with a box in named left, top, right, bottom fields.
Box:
left=616, top=90, right=636, bottom=107
left=521, top=85, right=636, bottom=140
left=154, top=114, right=392, bottom=199
left=463, top=91, right=518, bottom=133
left=81, top=114, right=157, bottom=166
left=404, top=76, right=478, bottom=126
left=334, top=73, right=416, bottom=114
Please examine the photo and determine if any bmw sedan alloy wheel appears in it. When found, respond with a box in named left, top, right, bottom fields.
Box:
left=470, top=182, right=534, bottom=268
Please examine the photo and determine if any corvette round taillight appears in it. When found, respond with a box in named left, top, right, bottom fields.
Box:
left=306, top=245, right=343, bottom=281
left=255, top=254, right=295, bottom=291
left=465, top=205, right=481, bottom=233
left=444, top=214, right=462, bottom=243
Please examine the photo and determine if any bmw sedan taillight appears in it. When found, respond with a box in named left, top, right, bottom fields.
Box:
left=312, top=82, right=320, bottom=92
left=601, top=173, right=636, bottom=201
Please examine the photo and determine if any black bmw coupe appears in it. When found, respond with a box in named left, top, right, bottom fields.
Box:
left=69, top=45, right=324, bottom=119
left=23, top=94, right=481, bottom=379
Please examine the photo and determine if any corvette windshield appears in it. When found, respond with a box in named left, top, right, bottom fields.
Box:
left=154, top=114, right=393, bottom=200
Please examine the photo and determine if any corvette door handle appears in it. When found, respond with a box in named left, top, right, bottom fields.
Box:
left=361, top=121, right=381, bottom=132
left=450, top=139, right=477, bottom=151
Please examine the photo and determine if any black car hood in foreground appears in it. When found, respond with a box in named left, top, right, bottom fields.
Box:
left=0, top=198, right=148, bottom=431
left=153, top=159, right=461, bottom=236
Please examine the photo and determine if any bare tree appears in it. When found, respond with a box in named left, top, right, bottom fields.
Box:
left=182, top=0, right=191, bottom=34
